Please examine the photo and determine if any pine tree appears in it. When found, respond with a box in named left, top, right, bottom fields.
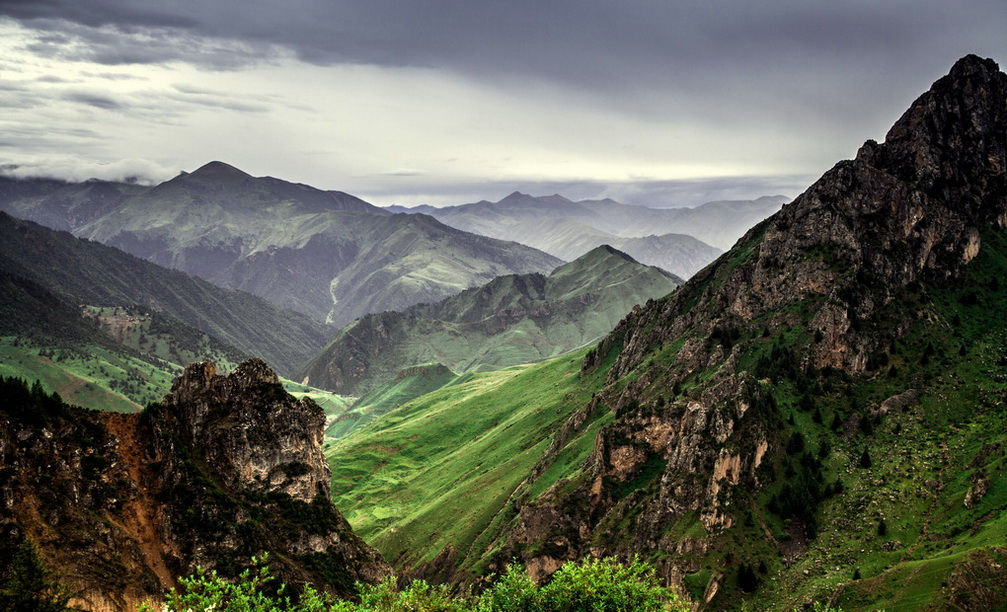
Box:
left=859, top=448, right=873, bottom=469
left=0, top=540, right=73, bottom=612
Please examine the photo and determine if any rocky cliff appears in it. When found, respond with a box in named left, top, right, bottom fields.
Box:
left=0, top=360, right=390, bottom=610
left=499, top=55, right=1007, bottom=607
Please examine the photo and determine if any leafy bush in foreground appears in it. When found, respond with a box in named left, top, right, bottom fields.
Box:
left=147, top=555, right=688, bottom=611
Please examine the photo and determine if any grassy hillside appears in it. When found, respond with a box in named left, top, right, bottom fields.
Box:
left=327, top=348, right=614, bottom=578
left=299, top=246, right=679, bottom=396
left=0, top=338, right=178, bottom=412
left=0, top=212, right=346, bottom=414
left=325, top=228, right=1007, bottom=610
left=325, top=363, right=458, bottom=441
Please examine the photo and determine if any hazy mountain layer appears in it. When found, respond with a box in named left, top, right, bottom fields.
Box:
left=298, top=245, right=681, bottom=398
left=0, top=162, right=562, bottom=327
left=390, top=193, right=785, bottom=271
left=328, top=55, right=1007, bottom=609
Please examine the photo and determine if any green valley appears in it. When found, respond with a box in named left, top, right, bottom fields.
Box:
left=327, top=348, right=615, bottom=579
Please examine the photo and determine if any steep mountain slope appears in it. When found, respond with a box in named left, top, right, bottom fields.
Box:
left=328, top=55, right=1007, bottom=609
left=501, top=53, right=1007, bottom=608
left=0, top=163, right=562, bottom=327
left=298, top=246, right=681, bottom=399
left=395, top=192, right=783, bottom=271
left=0, top=360, right=390, bottom=610
left=327, top=349, right=607, bottom=578
left=0, top=212, right=327, bottom=377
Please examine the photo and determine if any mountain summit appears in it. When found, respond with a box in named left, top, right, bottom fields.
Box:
left=189, top=160, right=251, bottom=178
left=331, top=55, right=1007, bottom=609
left=501, top=53, right=1007, bottom=607
left=0, top=162, right=561, bottom=326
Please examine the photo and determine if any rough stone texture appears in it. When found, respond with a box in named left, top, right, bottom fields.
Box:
left=149, top=359, right=330, bottom=503
left=504, top=55, right=1007, bottom=598
left=0, top=359, right=390, bottom=610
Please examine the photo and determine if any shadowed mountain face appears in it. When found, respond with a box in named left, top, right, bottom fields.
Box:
left=327, top=55, right=1007, bottom=609
left=298, top=244, right=680, bottom=402
left=390, top=192, right=787, bottom=277
left=0, top=162, right=561, bottom=327
left=0, top=211, right=328, bottom=377
left=0, top=359, right=390, bottom=610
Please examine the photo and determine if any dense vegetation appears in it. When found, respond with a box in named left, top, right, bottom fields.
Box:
left=149, top=555, right=687, bottom=612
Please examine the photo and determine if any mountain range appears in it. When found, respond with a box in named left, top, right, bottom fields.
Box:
left=0, top=163, right=562, bottom=328
left=1, top=52, right=1004, bottom=612
left=299, top=245, right=681, bottom=398
left=387, top=192, right=787, bottom=277
left=325, top=54, right=1007, bottom=609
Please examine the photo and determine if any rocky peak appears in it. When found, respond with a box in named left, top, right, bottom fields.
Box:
left=150, top=358, right=329, bottom=502
left=509, top=55, right=1007, bottom=598
left=872, top=54, right=1006, bottom=196
left=598, top=55, right=1007, bottom=379
left=0, top=360, right=390, bottom=608
left=190, top=160, right=252, bottom=179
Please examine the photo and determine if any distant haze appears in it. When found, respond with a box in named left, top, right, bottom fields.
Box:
left=0, top=2, right=1004, bottom=207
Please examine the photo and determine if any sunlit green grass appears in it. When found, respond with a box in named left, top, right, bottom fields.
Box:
left=327, top=347, right=609, bottom=574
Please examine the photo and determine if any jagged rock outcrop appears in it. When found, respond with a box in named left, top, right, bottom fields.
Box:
left=147, top=359, right=330, bottom=503
left=0, top=360, right=390, bottom=610
left=504, top=54, right=1007, bottom=597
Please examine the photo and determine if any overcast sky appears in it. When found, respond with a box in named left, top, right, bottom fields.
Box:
left=0, top=1, right=1005, bottom=207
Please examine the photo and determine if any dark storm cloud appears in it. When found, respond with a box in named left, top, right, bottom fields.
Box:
left=5, top=1, right=1002, bottom=78
left=3, top=0, right=1006, bottom=204
left=0, top=0, right=194, bottom=29
left=12, top=17, right=278, bottom=68
left=5, top=0, right=1004, bottom=132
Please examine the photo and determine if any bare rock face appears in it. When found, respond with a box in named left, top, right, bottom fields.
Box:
left=149, top=359, right=330, bottom=503
left=0, top=359, right=390, bottom=610
left=506, top=55, right=1007, bottom=594
left=142, top=358, right=392, bottom=591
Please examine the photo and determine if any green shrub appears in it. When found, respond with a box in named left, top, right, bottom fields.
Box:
left=148, top=555, right=687, bottom=611
left=473, top=564, right=542, bottom=612
left=143, top=554, right=342, bottom=612
left=356, top=577, right=463, bottom=611
left=534, top=557, right=684, bottom=612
